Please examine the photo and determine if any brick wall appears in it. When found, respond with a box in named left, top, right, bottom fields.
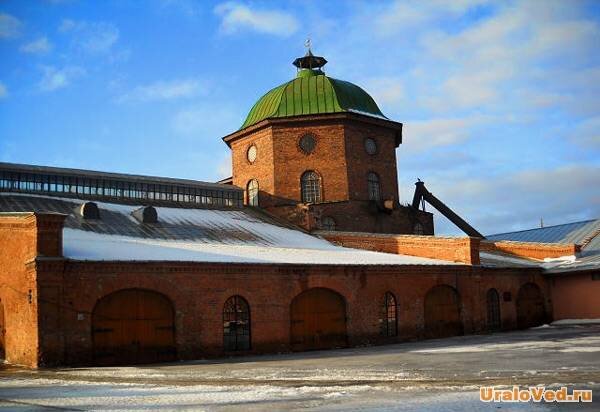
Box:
left=344, top=122, right=399, bottom=202
left=32, top=259, right=548, bottom=366
left=231, top=127, right=276, bottom=207
left=549, top=271, right=600, bottom=320
left=0, top=213, right=65, bottom=367
left=480, top=240, right=580, bottom=260
left=272, top=122, right=350, bottom=203
left=266, top=202, right=434, bottom=234
left=226, top=114, right=431, bottom=235
left=319, top=231, right=480, bottom=264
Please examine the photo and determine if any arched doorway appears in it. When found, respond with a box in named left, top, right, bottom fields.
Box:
left=290, top=288, right=347, bottom=351
left=424, top=285, right=463, bottom=339
left=517, top=283, right=546, bottom=329
left=486, top=288, right=501, bottom=332
left=92, top=289, right=176, bottom=365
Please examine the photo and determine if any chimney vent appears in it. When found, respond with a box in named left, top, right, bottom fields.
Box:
left=77, top=202, right=100, bottom=219
left=132, top=206, right=158, bottom=224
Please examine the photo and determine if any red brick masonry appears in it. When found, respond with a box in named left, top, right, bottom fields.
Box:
left=480, top=240, right=580, bottom=260
left=318, top=231, right=481, bottom=264
left=0, top=213, right=554, bottom=367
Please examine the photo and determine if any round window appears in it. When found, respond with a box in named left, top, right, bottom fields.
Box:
left=364, top=138, right=377, bottom=155
left=247, top=145, right=257, bottom=163
left=299, top=133, right=317, bottom=154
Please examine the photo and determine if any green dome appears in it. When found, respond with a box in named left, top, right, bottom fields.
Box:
left=240, top=68, right=387, bottom=130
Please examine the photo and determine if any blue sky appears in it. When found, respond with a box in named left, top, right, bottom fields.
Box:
left=0, top=0, right=599, bottom=235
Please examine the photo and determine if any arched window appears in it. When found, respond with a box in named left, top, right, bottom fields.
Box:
left=301, top=171, right=322, bottom=203
left=382, top=292, right=398, bottom=337
left=367, top=172, right=381, bottom=201
left=246, top=179, right=259, bottom=206
left=486, top=288, right=501, bottom=332
left=413, top=222, right=424, bottom=235
left=223, top=296, right=251, bottom=351
left=321, top=216, right=336, bottom=231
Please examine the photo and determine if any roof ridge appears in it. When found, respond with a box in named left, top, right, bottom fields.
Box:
left=580, top=225, right=600, bottom=249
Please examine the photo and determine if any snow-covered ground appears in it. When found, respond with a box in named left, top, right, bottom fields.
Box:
left=1, top=325, right=599, bottom=411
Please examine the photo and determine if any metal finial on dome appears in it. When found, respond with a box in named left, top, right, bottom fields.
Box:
left=304, top=38, right=312, bottom=52
left=293, top=39, right=327, bottom=71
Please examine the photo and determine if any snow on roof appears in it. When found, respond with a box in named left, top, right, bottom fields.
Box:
left=1, top=193, right=457, bottom=266
left=346, top=109, right=390, bottom=121
left=479, top=252, right=541, bottom=268
left=62, top=228, right=458, bottom=265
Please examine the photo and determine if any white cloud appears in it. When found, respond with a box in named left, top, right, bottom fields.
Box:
left=0, top=13, right=21, bottom=38
left=59, top=19, right=119, bottom=54
left=217, top=155, right=232, bottom=179
left=403, top=116, right=489, bottom=153
left=171, top=104, right=240, bottom=137
left=375, top=0, right=491, bottom=36
left=20, top=36, right=52, bottom=54
left=440, top=66, right=513, bottom=108
left=214, top=2, right=298, bottom=37
left=362, top=76, right=405, bottom=107
left=406, top=1, right=600, bottom=112
left=39, top=66, right=85, bottom=92
left=419, top=164, right=600, bottom=235
left=118, top=79, right=207, bottom=103
left=0, top=81, right=7, bottom=98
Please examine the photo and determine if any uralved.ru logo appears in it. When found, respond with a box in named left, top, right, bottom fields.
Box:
left=480, top=386, right=592, bottom=403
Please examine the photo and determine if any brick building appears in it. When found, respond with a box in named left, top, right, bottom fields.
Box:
left=223, top=49, right=433, bottom=234
left=0, top=49, right=596, bottom=368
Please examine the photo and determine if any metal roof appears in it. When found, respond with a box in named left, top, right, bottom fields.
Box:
left=0, top=193, right=456, bottom=266
left=0, top=192, right=300, bottom=245
left=488, top=219, right=600, bottom=274
left=240, top=69, right=386, bottom=130
left=487, top=219, right=600, bottom=247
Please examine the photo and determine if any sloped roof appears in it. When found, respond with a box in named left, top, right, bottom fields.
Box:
left=487, top=219, right=600, bottom=274
left=0, top=193, right=457, bottom=266
left=479, top=252, right=541, bottom=268
left=487, top=219, right=600, bottom=246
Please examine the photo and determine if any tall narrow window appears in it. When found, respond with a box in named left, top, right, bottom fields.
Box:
left=301, top=171, right=322, bottom=203
left=368, top=172, right=381, bottom=201
left=413, top=222, right=424, bottom=235
left=223, top=296, right=251, bottom=351
left=486, top=289, right=501, bottom=332
left=382, top=292, right=398, bottom=337
left=246, top=179, right=259, bottom=206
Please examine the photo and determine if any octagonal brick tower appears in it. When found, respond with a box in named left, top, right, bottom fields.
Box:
left=222, top=49, right=433, bottom=235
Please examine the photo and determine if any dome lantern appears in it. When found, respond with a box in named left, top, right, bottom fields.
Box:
left=292, top=39, right=327, bottom=73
